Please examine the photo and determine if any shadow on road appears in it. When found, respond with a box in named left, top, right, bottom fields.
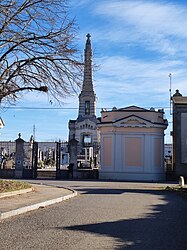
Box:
left=55, top=189, right=187, bottom=249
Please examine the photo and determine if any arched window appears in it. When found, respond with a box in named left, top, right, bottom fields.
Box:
left=85, top=101, right=90, bottom=115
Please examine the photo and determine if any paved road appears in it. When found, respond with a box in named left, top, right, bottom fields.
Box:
left=0, top=180, right=187, bottom=250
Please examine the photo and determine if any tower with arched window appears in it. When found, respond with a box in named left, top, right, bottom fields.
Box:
left=68, top=34, right=99, bottom=168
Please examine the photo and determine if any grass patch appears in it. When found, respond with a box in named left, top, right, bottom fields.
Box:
left=0, top=180, right=32, bottom=193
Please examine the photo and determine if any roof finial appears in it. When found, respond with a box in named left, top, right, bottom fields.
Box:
left=173, top=89, right=182, bottom=97
left=86, top=33, right=91, bottom=44
left=86, top=33, right=91, bottom=39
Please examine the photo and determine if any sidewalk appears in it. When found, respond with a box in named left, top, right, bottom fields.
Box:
left=0, top=184, right=77, bottom=220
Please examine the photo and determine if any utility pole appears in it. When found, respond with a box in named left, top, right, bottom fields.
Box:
left=33, top=124, right=36, bottom=141
left=169, top=73, right=172, bottom=115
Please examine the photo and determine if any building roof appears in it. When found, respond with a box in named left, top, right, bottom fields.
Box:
left=172, top=89, right=187, bottom=104
left=99, top=105, right=168, bottom=129
left=69, top=120, right=76, bottom=123
left=101, top=105, right=164, bottom=113
left=99, top=114, right=168, bottom=127
left=172, top=96, right=187, bottom=104
left=118, top=106, right=147, bottom=111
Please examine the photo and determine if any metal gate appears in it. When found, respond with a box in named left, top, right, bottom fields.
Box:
left=0, top=141, right=15, bottom=178
left=21, top=141, right=38, bottom=179
left=33, top=141, right=69, bottom=179
left=0, top=140, right=69, bottom=179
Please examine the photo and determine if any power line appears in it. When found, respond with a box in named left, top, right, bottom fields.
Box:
left=0, top=106, right=171, bottom=110
left=1, top=107, right=78, bottom=110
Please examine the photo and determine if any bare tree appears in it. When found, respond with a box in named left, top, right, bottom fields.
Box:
left=0, top=0, right=83, bottom=104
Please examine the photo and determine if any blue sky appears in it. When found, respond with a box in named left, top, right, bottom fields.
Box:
left=1, top=0, right=187, bottom=143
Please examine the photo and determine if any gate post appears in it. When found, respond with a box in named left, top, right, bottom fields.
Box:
left=15, top=133, right=24, bottom=179
left=68, top=136, right=78, bottom=178
left=32, top=142, right=38, bottom=179
left=56, top=142, right=61, bottom=179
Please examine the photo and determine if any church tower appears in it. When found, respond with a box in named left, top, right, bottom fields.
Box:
left=78, top=33, right=97, bottom=121
left=68, top=34, right=99, bottom=167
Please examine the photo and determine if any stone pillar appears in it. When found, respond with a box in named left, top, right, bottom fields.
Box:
left=172, top=90, right=187, bottom=178
left=68, top=136, right=78, bottom=178
left=15, top=133, right=25, bottom=178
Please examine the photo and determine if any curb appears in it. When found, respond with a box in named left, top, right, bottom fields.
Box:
left=0, top=190, right=78, bottom=220
left=0, top=188, right=33, bottom=199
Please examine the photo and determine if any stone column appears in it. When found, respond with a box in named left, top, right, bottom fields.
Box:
left=68, top=136, right=78, bottom=178
left=15, top=133, right=25, bottom=179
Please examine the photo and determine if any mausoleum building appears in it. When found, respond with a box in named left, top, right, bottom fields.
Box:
left=98, top=106, right=168, bottom=181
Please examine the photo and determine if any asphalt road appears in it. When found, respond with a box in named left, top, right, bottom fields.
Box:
left=0, top=180, right=187, bottom=250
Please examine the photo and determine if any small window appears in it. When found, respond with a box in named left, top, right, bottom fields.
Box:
left=83, top=135, right=92, bottom=146
left=85, top=101, right=90, bottom=115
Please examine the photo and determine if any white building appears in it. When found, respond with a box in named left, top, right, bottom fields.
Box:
left=98, top=106, right=168, bottom=181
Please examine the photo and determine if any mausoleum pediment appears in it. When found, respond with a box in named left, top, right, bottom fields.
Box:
left=114, top=115, right=152, bottom=127
left=119, top=106, right=147, bottom=111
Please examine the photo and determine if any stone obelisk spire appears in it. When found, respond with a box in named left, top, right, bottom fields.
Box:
left=82, top=33, right=94, bottom=92
left=78, top=34, right=97, bottom=121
